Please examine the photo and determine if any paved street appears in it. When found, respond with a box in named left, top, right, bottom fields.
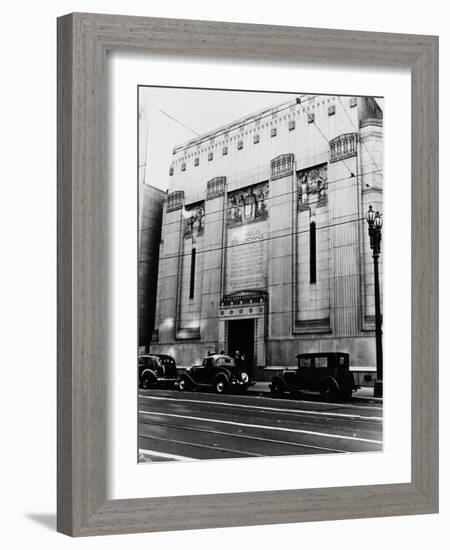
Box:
left=138, top=389, right=383, bottom=462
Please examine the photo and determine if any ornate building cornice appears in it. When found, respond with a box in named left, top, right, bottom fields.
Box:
left=206, top=176, right=226, bottom=200
left=166, top=190, right=184, bottom=212
left=271, top=153, right=295, bottom=180
left=329, top=132, right=358, bottom=163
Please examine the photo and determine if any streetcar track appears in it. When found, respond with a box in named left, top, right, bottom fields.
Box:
left=139, top=410, right=383, bottom=445
left=139, top=418, right=347, bottom=454
left=139, top=432, right=265, bottom=458
left=138, top=390, right=383, bottom=411
left=140, top=394, right=382, bottom=423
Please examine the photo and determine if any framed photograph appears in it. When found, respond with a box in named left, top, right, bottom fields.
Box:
left=57, top=13, right=438, bottom=536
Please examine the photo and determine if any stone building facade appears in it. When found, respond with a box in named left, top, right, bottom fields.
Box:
left=150, top=95, right=383, bottom=384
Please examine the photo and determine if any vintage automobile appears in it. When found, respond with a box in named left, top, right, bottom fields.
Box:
left=178, top=354, right=252, bottom=394
left=138, top=354, right=178, bottom=389
left=269, top=352, right=358, bottom=401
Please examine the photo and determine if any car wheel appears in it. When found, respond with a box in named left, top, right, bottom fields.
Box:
left=141, top=373, right=156, bottom=390
left=320, top=383, right=338, bottom=402
left=271, top=381, right=284, bottom=396
left=178, top=377, right=189, bottom=391
left=214, top=378, right=227, bottom=394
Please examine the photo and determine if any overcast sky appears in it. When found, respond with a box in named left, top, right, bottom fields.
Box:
left=139, top=87, right=297, bottom=191
left=139, top=87, right=383, bottom=192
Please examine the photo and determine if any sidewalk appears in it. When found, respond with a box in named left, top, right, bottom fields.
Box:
left=247, top=381, right=383, bottom=404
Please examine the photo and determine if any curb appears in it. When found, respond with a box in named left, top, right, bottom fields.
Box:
left=246, top=385, right=383, bottom=404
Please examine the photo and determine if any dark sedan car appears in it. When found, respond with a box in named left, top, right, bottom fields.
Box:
left=178, top=354, right=253, bottom=394
left=138, top=354, right=178, bottom=389
left=269, top=352, right=358, bottom=401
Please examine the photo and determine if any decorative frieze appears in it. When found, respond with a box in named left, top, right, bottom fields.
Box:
left=271, top=153, right=295, bottom=181
left=221, top=292, right=267, bottom=306
left=329, top=132, right=358, bottom=163
left=206, top=176, right=226, bottom=200
left=184, top=201, right=205, bottom=238
left=166, top=190, right=184, bottom=212
left=228, top=181, right=269, bottom=227
left=297, top=164, right=328, bottom=210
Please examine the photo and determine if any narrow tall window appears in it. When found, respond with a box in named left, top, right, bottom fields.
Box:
left=310, top=222, right=317, bottom=284
left=189, top=247, right=196, bottom=299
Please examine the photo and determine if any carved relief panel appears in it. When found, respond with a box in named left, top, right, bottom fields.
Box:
left=227, top=181, right=269, bottom=227
left=184, top=201, right=205, bottom=238
left=297, top=164, right=328, bottom=211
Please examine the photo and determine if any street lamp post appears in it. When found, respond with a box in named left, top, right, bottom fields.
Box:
left=366, top=205, right=383, bottom=398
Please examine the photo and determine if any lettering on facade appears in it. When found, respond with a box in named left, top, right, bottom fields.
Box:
left=184, top=201, right=205, bottom=238
left=297, top=164, right=328, bottom=211
left=271, top=153, right=295, bottom=180
left=329, top=132, right=358, bottom=163
left=166, top=190, right=184, bottom=212
left=206, top=176, right=226, bottom=200
left=226, top=225, right=267, bottom=294
left=228, top=182, right=268, bottom=227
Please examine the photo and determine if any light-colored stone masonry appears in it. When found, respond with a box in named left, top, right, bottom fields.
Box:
left=150, top=95, right=383, bottom=384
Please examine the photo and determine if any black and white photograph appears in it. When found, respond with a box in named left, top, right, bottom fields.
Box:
left=137, top=86, right=384, bottom=463
left=1, top=0, right=444, bottom=545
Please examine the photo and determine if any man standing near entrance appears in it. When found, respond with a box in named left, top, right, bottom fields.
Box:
left=234, top=349, right=252, bottom=381
left=234, top=350, right=244, bottom=369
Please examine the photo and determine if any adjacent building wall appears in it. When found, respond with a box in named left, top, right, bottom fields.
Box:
left=138, top=183, right=166, bottom=352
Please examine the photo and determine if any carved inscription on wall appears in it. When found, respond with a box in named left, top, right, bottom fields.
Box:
left=225, top=225, right=267, bottom=294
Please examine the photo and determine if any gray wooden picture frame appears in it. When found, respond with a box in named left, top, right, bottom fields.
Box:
left=57, top=12, right=439, bottom=537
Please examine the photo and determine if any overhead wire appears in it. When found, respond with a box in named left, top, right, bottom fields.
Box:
left=156, top=214, right=368, bottom=264
left=140, top=168, right=381, bottom=233
left=158, top=109, right=201, bottom=136
left=336, top=96, right=383, bottom=179
left=146, top=96, right=383, bottom=269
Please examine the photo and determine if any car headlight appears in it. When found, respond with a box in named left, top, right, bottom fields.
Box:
left=240, top=372, right=249, bottom=383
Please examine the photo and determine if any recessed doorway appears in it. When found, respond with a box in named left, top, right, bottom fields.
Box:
left=227, top=319, right=255, bottom=377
